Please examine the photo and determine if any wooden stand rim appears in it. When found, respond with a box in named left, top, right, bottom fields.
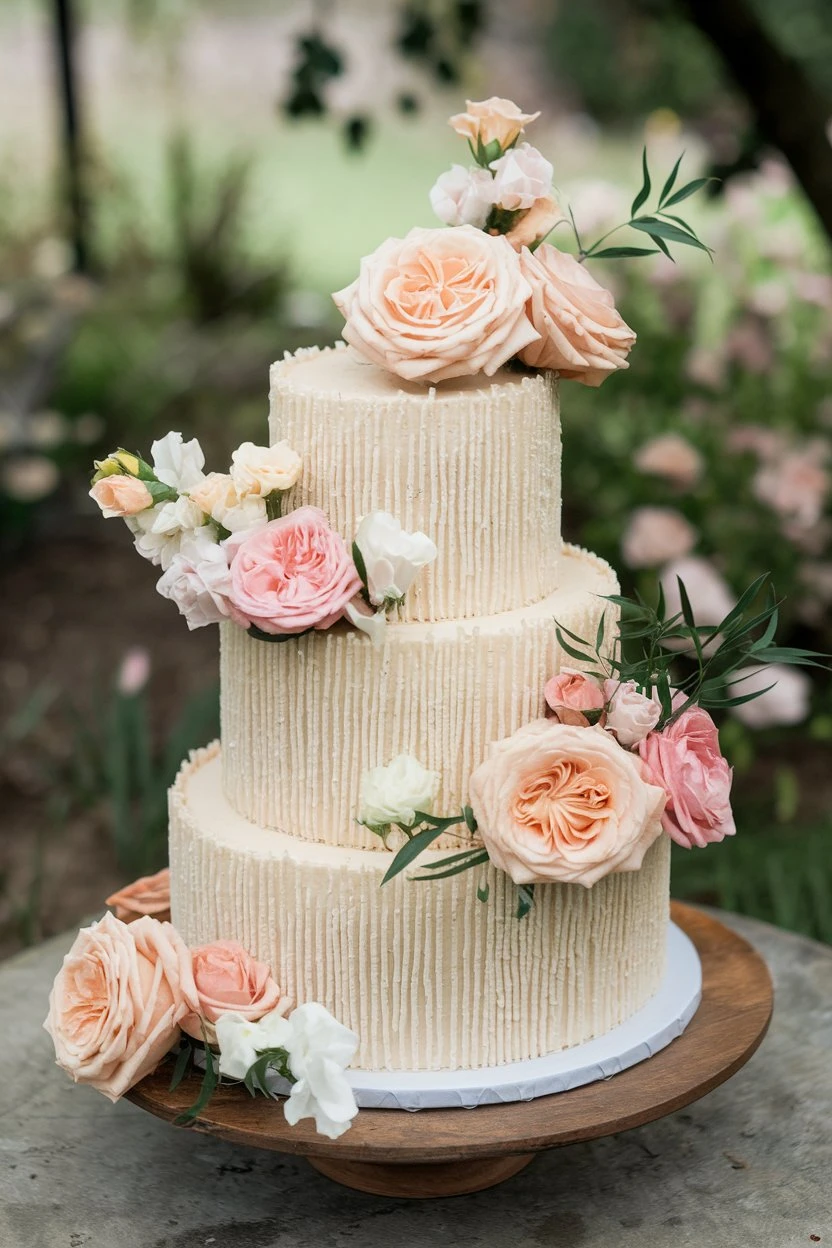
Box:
left=126, top=903, right=773, bottom=1195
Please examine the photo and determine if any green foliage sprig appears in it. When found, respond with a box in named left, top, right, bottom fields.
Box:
left=575, top=149, right=716, bottom=263
left=169, top=1033, right=294, bottom=1126
left=556, top=573, right=828, bottom=730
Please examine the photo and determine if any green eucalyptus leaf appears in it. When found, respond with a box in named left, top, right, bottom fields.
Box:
left=477, top=882, right=490, bottom=903
left=169, top=1041, right=193, bottom=1092
left=382, top=824, right=446, bottom=884
left=173, top=1047, right=218, bottom=1127
left=589, top=246, right=660, bottom=259
left=463, top=805, right=478, bottom=834
left=414, top=849, right=490, bottom=881
left=515, top=884, right=535, bottom=919
left=352, top=540, right=368, bottom=588
left=247, top=624, right=314, bottom=644
left=658, top=152, right=685, bottom=206
left=630, top=218, right=712, bottom=254
left=630, top=147, right=651, bottom=217
left=662, top=177, right=714, bottom=207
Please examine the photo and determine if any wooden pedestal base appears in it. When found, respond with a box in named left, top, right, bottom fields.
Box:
left=126, top=904, right=773, bottom=1199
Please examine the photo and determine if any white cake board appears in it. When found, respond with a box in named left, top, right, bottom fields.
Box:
left=249, top=920, right=701, bottom=1112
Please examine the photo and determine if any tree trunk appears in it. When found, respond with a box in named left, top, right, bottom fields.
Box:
left=678, top=0, right=832, bottom=243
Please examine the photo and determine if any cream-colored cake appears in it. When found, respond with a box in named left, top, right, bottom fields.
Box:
left=170, top=344, right=670, bottom=1071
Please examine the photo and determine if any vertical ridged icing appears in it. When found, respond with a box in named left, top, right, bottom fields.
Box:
left=171, top=746, right=671, bottom=1072
left=220, top=545, right=618, bottom=848
left=268, top=344, right=562, bottom=622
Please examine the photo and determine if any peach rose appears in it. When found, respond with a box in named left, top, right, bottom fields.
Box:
left=638, top=706, right=735, bottom=849
left=332, top=226, right=539, bottom=385
left=106, top=867, right=171, bottom=923
left=228, top=506, right=361, bottom=635
left=505, top=195, right=560, bottom=251
left=182, top=940, right=286, bottom=1042
left=44, top=913, right=198, bottom=1101
left=544, top=669, right=605, bottom=725
left=89, top=474, right=152, bottom=517
left=469, top=721, right=666, bottom=887
left=449, top=97, right=540, bottom=151
left=518, top=243, right=636, bottom=385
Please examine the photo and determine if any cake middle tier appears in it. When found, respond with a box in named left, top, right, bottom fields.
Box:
left=269, top=344, right=562, bottom=622
left=221, top=544, right=618, bottom=849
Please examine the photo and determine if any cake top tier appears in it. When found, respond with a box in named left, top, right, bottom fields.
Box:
left=269, top=344, right=562, bottom=623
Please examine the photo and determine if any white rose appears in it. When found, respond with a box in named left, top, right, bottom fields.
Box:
left=127, top=496, right=204, bottom=570
left=603, top=679, right=662, bottom=747
left=230, top=440, right=302, bottom=497
left=155, top=529, right=240, bottom=630
left=490, top=142, right=553, bottom=211
left=282, top=1003, right=359, bottom=1140
left=359, top=753, right=440, bottom=830
left=729, top=664, right=811, bottom=729
left=150, top=431, right=205, bottom=492
left=354, top=511, right=438, bottom=606
left=429, top=164, right=496, bottom=228
left=215, top=1009, right=293, bottom=1081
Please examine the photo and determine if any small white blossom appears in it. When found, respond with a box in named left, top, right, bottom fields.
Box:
left=127, top=496, right=204, bottom=569
left=354, top=511, right=438, bottom=607
left=429, top=164, right=496, bottom=228
left=359, top=753, right=440, bottom=830
left=151, top=431, right=205, bottom=492
left=215, top=1010, right=293, bottom=1081
left=490, top=142, right=553, bottom=211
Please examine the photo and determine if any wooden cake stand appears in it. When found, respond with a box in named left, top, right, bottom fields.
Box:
left=126, top=903, right=773, bottom=1198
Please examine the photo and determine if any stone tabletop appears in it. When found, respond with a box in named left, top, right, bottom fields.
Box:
left=1, top=909, right=830, bottom=1248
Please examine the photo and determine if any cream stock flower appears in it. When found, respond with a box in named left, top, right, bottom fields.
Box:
left=333, top=226, right=538, bottom=385
left=359, top=754, right=440, bottom=830
left=230, top=440, right=302, bottom=497
left=469, top=720, right=666, bottom=888
left=449, top=98, right=540, bottom=151
left=519, top=244, right=636, bottom=385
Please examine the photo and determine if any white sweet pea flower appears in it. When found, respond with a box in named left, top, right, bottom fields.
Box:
left=127, top=495, right=204, bottom=570
left=151, top=431, right=205, bottom=492
left=354, top=511, right=438, bottom=607
left=490, top=142, right=554, bottom=211
left=156, top=528, right=242, bottom=630
left=429, top=164, right=496, bottom=229
left=359, top=753, right=440, bottom=830
left=230, top=440, right=302, bottom=497
left=345, top=600, right=388, bottom=647
left=282, top=1003, right=359, bottom=1141
left=220, top=493, right=268, bottom=534
left=215, top=1009, right=293, bottom=1081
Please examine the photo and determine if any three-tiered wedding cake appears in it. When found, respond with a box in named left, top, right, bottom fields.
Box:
left=169, top=343, right=670, bottom=1071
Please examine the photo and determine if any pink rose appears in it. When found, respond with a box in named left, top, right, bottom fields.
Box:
left=470, top=721, right=666, bottom=887
left=106, top=867, right=171, bottom=924
left=182, top=940, right=286, bottom=1041
left=448, top=97, right=540, bottom=151
left=603, top=679, right=661, bottom=748
left=545, top=668, right=605, bottom=720
left=622, top=507, right=697, bottom=569
left=332, top=226, right=539, bottom=385
left=89, top=474, right=152, bottom=517
left=635, top=434, right=704, bottom=490
left=228, top=506, right=361, bottom=635
left=44, top=913, right=198, bottom=1101
left=638, top=706, right=736, bottom=849
left=518, top=244, right=636, bottom=386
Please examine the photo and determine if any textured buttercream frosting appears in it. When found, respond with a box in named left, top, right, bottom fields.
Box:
left=221, top=543, right=619, bottom=849
left=171, top=745, right=671, bottom=1072
left=268, top=344, right=562, bottom=623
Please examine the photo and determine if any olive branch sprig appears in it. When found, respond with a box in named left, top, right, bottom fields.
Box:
left=556, top=573, right=828, bottom=732
left=571, top=148, right=716, bottom=263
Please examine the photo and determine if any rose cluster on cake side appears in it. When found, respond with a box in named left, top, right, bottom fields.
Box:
left=361, top=576, right=822, bottom=915
left=44, top=895, right=359, bottom=1139
left=334, top=96, right=713, bottom=388
left=88, top=431, right=437, bottom=645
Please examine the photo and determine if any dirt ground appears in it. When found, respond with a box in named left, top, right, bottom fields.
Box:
left=0, top=516, right=216, bottom=959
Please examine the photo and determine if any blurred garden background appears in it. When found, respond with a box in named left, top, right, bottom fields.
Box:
left=1, top=0, right=831, bottom=956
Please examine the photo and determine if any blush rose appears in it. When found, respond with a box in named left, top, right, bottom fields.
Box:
left=44, top=913, right=198, bottom=1101
left=518, top=243, right=636, bottom=386
left=638, top=706, right=736, bottom=849
left=228, top=506, right=361, bottom=635
left=469, top=720, right=666, bottom=887
left=332, top=226, right=539, bottom=385
left=89, top=474, right=152, bottom=517
left=181, top=940, right=286, bottom=1042
left=448, top=97, right=540, bottom=150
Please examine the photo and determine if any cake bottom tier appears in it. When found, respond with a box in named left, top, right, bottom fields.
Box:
left=170, top=744, right=671, bottom=1072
